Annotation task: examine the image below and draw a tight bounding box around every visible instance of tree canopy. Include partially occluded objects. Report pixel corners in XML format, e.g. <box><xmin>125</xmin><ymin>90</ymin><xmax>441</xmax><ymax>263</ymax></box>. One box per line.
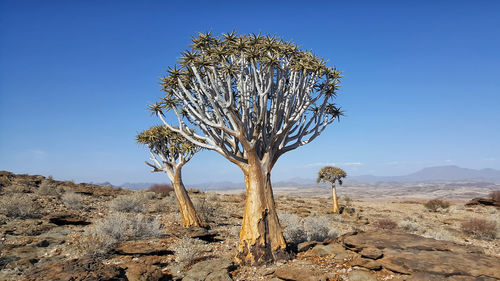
<box><xmin>317</xmin><ymin>166</ymin><xmax>347</xmax><ymax>186</ymax></box>
<box><xmin>136</xmin><ymin>125</ymin><xmax>200</xmax><ymax>171</ymax></box>
<box><xmin>150</xmin><ymin>31</ymin><xmax>343</xmax><ymax>169</ymax></box>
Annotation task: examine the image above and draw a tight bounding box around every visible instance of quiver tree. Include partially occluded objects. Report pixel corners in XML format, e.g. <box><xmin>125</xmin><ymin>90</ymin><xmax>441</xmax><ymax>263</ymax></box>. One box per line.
<box><xmin>316</xmin><ymin>166</ymin><xmax>346</xmax><ymax>213</ymax></box>
<box><xmin>136</xmin><ymin>125</ymin><xmax>205</xmax><ymax>227</ymax></box>
<box><xmin>150</xmin><ymin>31</ymin><xmax>343</xmax><ymax>264</ymax></box>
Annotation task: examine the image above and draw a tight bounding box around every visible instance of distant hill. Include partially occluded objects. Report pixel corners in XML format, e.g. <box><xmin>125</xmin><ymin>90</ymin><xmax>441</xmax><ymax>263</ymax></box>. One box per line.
<box><xmin>352</xmin><ymin>165</ymin><xmax>500</xmax><ymax>183</ymax></box>
<box><xmin>119</xmin><ymin>166</ymin><xmax>500</xmax><ymax>190</ymax></box>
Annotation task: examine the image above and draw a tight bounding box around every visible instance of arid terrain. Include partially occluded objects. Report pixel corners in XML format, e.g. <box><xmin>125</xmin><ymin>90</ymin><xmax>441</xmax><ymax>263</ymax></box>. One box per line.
<box><xmin>1</xmin><ymin>171</ymin><xmax>499</xmax><ymax>281</ymax></box>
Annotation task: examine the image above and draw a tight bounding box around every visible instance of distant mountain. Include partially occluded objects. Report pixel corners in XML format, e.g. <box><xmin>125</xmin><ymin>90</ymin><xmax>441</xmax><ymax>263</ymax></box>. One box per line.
<box><xmin>120</xmin><ymin>182</ymin><xmax>168</xmax><ymax>190</ymax></box>
<box><xmin>352</xmin><ymin>166</ymin><xmax>500</xmax><ymax>183</ymax></box>
<box><xmin>119</xmin><ymin>166</ymin><xmax>500</xmax><ymax>190</ymax></box>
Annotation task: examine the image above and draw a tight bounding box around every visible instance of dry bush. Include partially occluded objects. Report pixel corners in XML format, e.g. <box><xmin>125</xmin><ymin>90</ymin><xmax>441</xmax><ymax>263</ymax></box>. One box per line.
<box><xmin>423</xmin><ymin>229</ymin><xmax>456</xmax><ymax>241</ymax></box>
<box><xmin>150</xmin><ymin>196</ymin><xmax>177</xmax><ymax>213</ymax></box>
<box><xmin>373</xmin><ymin>218</ymin><xmax>398</xmax><ymax>230</ymax></box>
<box><xmin>279</xmin><ymin>212</ymin><xmax>337</xmax><ymax>246</ymax></box>
<box><xmin>206</xmin><ymin>191</ymin><xmax>219</xmax><ymax>201</ymax></box>
<box><xmin>0</xmin><ymin>194</ymin><xmax>41</xmax><ymax>218</ymax></box>
<box><xmin>4</xmin><ymin>185</ymin><xmax>30</xmax><ymax>193</ymax></box>
<box><xmin>37</xmin><ymin>179</ymin><xmax>63</xmax><ymax>196</ymax></box>
<box><xmin>148</xmin><ymin>184</ymin><xmax>174</xmax><ymax>197</ymax></box>
<box><xmin>62</xmin><ymin>192</ymin><xmax>84</xmax><ymax>210</ymax></box>
<box><xmin>342</xmin><ymin>196</ymin><xmax>353</xmax><ymax>206</ymax></box>
<box><xmin>73</xmin><ymin>213</ymin><xmax>164</xmax><ymax>257</ymax></box>
<box><xmin>400</xmin><ymin>218</ymin><xmax>420</xmax><ymax>233</ymax></box>
<box><xmin>109</xmin><ymin>193</ymin><xmax>146</xmax><ymax>213</ymax></box>
<box><xmin>279</xmin><ymin>212</ymin><xmax>307</xmax><ymax>246</ymax></box>
<box><xmin>424</xmin><ymin>199</ymin><xmax>450</xmax><ymax>212</ymax></box>
<box><xmin>490</xmin><ymin>190</ymin><xmax>500</xmax><ymax>202</ymax></box>
<box><xmin>303</xmin><ymin>216</ymin><xmax>338</xmax><ymax>242</ymax></box>
<box><xmin>173</xmin><ymin>237</ymin><xmax>209</xmax><ymax>263</ymax></box>
<box><xmin>461</xmin><ymin>218</ymin><xmax>497</xmax><ymax>239</ymax></box>
<box><xmin>194</xmin><ymin>196</ymin><xmax>220</xmax><ymax>222</ymax></box>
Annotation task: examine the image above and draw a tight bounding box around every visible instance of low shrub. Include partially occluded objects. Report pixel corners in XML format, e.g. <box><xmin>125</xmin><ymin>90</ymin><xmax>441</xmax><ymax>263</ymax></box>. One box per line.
<box><xmin>461</xmin><ymin>218</ymin><xmax>496</xmax><ymax>239</ymax></box>
<box><xmin>279</xmin><ymin>212</ymin><xmax>337</xmax><ymax>246</ymax></box>
<box><xmin>62</xmin><ymin>192</ymin><xmax>84</xmax><ymax>210</ymax></box>
<box><xmin>37</xmin><ymin>179</ymin><xmax>62</xmax><ymax>196</ymax></box>
<box><xmin>424</xmin><ymin>199</ymin><xmax>450</xmax><ymax>212</ymax></box>
<box><xmin>109</xmin><ymin>193</ymin><xmax>146</xmax><ymax>213</ymax></box>
<box><xmin>490</xmin><ymin>190</ymin><xmax>500</xmax><ymax>202</ymax></box>
<box><xmin>303</xmin><ymin>216</ymin><xmax>337</xmax><ymax>242</ymax></box>
<box><xmin>172</xmin><ymin>237</ymin><xmax>209</xmax><ymax>263</ymax></box>
<box><xmin>279</xmin><ymin>212</ymin><xmax>307</xmax><ymax>246</ymax></box>
<box><xmin>373</xmin><ymin>218</ymin><xmax>398</xmax><ymax>230</ymax></box>
<box><xmin>400</xmin><ymin>219</ymin><xmax>420</xmax><ymax>232</ymax></box>
<box><xmin>0</xmin><ymin>194</ymin><xmax>41</xmax><ymax>218</ymax></box>
<box><xmin>422</xmin><ymin>229</ymin><xmax>456</xmax><ymax>241</ymax></box>
<box><xmin>194</xmin><ymin>196</ymin><xmax>220</xmax><ymax>222</ymax></box>
<box><xmin>74</xmin><ymin>213</ymin><xmax>164</xmax><ymax>257</ymax></box>
<box><xmin>148</xmin><ymin>184</ymin><xmax>174</xmax><ymax>197</ymax></box>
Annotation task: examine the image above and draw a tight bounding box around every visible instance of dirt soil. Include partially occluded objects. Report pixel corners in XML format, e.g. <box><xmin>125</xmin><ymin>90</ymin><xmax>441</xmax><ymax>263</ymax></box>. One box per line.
<box><xmin>1</xmin><ymin>171</ymin><xmax>499</xmax><ymax>280</ymax></box>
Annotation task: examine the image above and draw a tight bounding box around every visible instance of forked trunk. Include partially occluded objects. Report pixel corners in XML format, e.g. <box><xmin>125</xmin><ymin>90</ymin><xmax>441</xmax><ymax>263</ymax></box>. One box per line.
<box><xmin>171</xmin><ymin>169</ymin><xmax>205</xmax><ymax>228</ymax></box>
<box><xmin>235</xmin><ymin>156</ymin><xmax>288</xmax><ymax>265</ymax></box>
<box><xmin>332</xmin><ymin>184</ymin><xmax>339</xmax><ymax>213</ymax></box>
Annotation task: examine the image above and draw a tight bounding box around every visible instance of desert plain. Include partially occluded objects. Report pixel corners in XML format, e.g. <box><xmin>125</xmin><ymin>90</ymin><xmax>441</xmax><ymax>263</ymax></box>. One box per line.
<box><xmin>1</xmin><ymin>171</ymin><xmax>499</xmax><ymax>281</ymax></box>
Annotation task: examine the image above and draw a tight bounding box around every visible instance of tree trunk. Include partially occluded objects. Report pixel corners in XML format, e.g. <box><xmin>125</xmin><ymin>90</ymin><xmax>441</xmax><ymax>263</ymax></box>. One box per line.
<box><xmin>332</xmin><ymin>184</ymin><xmax>339</xmax><ymax>213</ymax></box>
<box><xmin>235</xmin><ymin>156</ymin><xmax>288</xmax><ymax>265</ymax></box>
<box><xmin>171</xmin><ymin>169</ymin><xmax>205</xmax><ymax>228</ymax></box>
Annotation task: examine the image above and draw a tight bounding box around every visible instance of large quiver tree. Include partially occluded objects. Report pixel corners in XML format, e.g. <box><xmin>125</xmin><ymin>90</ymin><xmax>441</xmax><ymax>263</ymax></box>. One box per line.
<box><xmin>151</xmin><ymin>31</ymin><xmax>343</xmax><ymax>264</ymax></box>
<box><xmin>317</xmin><ymin>166</ymin><xmax>346</xmax><ymax>213</ymax></box>
<box><xmin>136</xmin><ymin>125</ymin><xmax>204</xmax><ymax>227</ymax></box>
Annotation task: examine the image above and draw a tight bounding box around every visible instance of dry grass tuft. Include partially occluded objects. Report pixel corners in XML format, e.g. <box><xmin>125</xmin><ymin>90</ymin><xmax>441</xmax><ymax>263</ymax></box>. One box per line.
<box><xmin>109</xmin><ymin>193</ymin><xmax>147</xmax><ymax>213</ymax></box>
<box><xmin>424</xmin><ymin>199</ymin><xmax>450</xmax><ymax>212</ymax></box>
<box><xmin>148</xmin><ymin>184</ymin><xmax>174</xmax><ymax>197</ymax></box>
<box><xmin>461</xmin><ymin>218</ymin><xmax>497</xmax><ymax>240</ymax></box>
<box><xmin>279</xmin><ymin>212</ymin><xmax>337</xmax><ymax>246</ymax></box>
<box><xmin>373</xmin><ymin>218</ymin><xmax>398</xmax><ymax>230</ymax></box>
<box><xmin>62</xmin><ymin>192</ymin><xmax>85</xmax><ymax>210</ymax></box>
<box><xmin>72</xmin><ymin>212</ymin><xmax>164</xmax><ymax>257</ymax></box>
<box><xmin>0</xmin><ymin>194</ymin><xmax>41</xmax><ymax>218</ymax></box>
<box><xmin>172</xmin><ymin>237</ymin><xmax>209</xmax><ymax>263</ymax></box>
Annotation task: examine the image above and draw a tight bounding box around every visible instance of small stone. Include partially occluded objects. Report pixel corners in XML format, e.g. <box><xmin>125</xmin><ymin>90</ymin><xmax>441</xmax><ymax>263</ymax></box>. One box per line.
<box><xmin>360</xmin><ymin>247</ymin><xmax>383</xmax><ymax>260</ymax></box>
<box><xmin>347</xmin><ymin>269</ymin><xmax>377</xmax><ymax>281</ymax></box>
<box><xmin>297</xmin><ymin>241</ymin><xmax>318</xmax><ymax>252</ymax></box>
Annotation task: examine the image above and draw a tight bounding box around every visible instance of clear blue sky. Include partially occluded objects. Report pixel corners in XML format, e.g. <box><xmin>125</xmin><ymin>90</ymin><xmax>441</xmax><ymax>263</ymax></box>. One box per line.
<box><xmin>1</xmin><ymin>0</ymin><xmax>499</xmax><ymax>185</ymax></box>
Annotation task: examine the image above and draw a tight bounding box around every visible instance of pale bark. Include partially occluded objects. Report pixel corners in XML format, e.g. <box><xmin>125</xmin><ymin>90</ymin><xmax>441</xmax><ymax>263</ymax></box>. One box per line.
<box><xmin>167</xmin><ymin>168</ymin><xmax>204</xmax><ymax>227</ymax></box>
<box><xmin>332</xmin><ymin>184</ymin><xmax>339</xmax><ymax>213</ymax></box>
<box><xmin>156</xmin><ymin>38</ymin><xmax>342</xmax><ymax>263</ymax></box>
<box><xmin>235</xmin><ymin>154</ymin><xmax>287</xmax><ymax>264</ymax></box>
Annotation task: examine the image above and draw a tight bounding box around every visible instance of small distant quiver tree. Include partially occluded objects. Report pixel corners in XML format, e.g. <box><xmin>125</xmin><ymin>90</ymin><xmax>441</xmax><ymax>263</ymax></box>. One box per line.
<box><xmin>317</xmin><ymin>166</ymin><xmax>346</xmax><ymax>213</ymax></box>
<box><xmin>150</xmin><ymin>31</ymin><xmax>343</xmax><ymax>264</ymax></box>
<box><xmin>136</xmin><ymin>125</ymin><xmax>204</xmax><ymax>227</ymax></box>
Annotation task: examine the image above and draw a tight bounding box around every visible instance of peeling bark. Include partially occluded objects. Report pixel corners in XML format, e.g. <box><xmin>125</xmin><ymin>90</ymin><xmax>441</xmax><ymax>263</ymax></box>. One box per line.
<box><xmin>170</xmin><ymin>169</ymin><xmax>205</xmax><ymax>228</ymax></box>
<box><xmin>235</xmin><ymin>155</ymin><xmax>288</xmax><ymax>264</ymax></box>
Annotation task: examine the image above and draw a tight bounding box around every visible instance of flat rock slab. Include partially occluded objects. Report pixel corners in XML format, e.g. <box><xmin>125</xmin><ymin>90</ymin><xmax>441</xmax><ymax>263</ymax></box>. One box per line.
<box><xmin>183</xmin><ymin>257</ymin><xmax>235</xmax><ymax>281</ymax></box>
<box><xmin>113</xmin><ymin>239</ymin><xmax>173</xmax><ymax>256</ymax></box>
<box><xmin>273</xmin><ymin>267</ymin><xmax>338</xmax><ymax>281</ymax></box>
<box><xmin>347</xmin><ymin>269</ymin><xmax>377</xmax><ymax>281</ymax></box>
<box><xmin>24</xmin><ymin>258</ymin><xmax>127</xmax><ymax>281</ymax></box>
<box><xmin>341</xmin><ymin>231</ymin><xmax>500</xmax><ymax>280</ymax></box>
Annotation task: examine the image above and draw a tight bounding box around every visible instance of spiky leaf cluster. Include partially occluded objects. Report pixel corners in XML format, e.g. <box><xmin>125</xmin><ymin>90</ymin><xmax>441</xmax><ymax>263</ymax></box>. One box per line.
<box><xmin>152</xmin><ymin>31</ymin><xmax>344</xmax><ymax>168</ymax></box>
<box><xmin>136</xmin><ymin>125</ymin><xmax>200</xmax><ymax>167</ymax></box>
<box><xmin>155</xmin><ymin>31</ymin><xmax>341</xmax><ymax>111</ymax></box>
<box><xmin>316</xmin><ymin>166</ymin><xmax>347</xmax><ymax>186</ymax></box>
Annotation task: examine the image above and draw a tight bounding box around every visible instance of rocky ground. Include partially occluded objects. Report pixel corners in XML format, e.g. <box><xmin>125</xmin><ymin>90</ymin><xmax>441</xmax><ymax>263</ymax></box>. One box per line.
<box><xmin>1</xmin><ymin>171</ymin><xmax>499</xmax><ymax>280</ymax></box>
